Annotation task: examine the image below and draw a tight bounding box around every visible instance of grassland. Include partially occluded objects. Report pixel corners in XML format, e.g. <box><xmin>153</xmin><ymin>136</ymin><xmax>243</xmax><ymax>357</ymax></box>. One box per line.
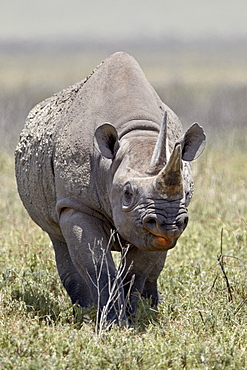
<box><xmin>0</xmin><ymin>42</ymin><xmax>247</xmax><ymax>368</ymax></box>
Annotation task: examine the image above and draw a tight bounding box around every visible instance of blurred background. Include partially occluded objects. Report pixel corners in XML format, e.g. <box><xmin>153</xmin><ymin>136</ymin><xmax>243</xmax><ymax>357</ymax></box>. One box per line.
<box><xmin>1</xmin><ymin>0</ymin><xmax>247</xmax><ymax>152</ymax></box>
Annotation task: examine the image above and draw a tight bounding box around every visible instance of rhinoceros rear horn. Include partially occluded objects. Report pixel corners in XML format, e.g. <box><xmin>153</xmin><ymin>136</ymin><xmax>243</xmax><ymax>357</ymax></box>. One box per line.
<box><xmin>155</xmin><ymin>143</ymin><xmax>183</xmax><ymax>198</ymax></box>
<box><xmin>146</xmin><ymin>111</ymin><xmax>168</xmax><ymax>175</ymax></box>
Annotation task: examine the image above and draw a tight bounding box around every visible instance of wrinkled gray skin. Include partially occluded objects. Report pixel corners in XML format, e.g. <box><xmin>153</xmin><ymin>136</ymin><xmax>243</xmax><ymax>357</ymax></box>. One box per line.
<box><xmin>15</xmin><ymin>52</ymin><xmax>206</xmax><ymax>324</ymax></box>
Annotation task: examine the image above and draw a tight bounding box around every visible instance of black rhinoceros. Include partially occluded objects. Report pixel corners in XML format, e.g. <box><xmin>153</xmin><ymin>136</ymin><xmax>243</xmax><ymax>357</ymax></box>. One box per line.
<box><xmin>15</xmin><ymin>52</ymin><xmax>206</xmax><ymax>324</ymax></box>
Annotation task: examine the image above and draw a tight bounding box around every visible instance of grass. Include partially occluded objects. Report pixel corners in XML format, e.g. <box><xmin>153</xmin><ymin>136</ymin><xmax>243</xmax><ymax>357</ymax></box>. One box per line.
<box><xmin>0</xmin><ymin>44</ymin><xmax>247</xmax><ymax>368</ymax></box>
<box><xmin>0</xmin><ymin>132</ymin><xmax>247</xmax><ymax>369</ymax></box>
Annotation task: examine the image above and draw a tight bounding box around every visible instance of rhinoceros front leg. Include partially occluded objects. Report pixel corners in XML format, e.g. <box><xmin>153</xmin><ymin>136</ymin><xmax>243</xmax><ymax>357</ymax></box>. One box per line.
<box><xmin>123</xmin><ymin>247</ymin><xmax>167</xmax><ymax>317</ymax></box>
<box><xmin>59</xmin><ymin>208</ymin><xmax>126</xmax><ymax>324</ymax></box>
<box><xmin>50</xmin><ymin>236</ymin><xmax>94</xmax><ymax>308</ymax></box>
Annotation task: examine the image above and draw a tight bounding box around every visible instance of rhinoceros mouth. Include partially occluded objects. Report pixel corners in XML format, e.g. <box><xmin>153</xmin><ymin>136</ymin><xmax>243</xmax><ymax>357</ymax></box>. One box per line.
<box><xmin>155</xmin><ymin>236</ymin><xmax>172</xmax><ymax>246</ymax></box>
<box><xmin>146</xmin><ymin>232</ymin><xmax>178</xmax><ymax>251</ymax></box>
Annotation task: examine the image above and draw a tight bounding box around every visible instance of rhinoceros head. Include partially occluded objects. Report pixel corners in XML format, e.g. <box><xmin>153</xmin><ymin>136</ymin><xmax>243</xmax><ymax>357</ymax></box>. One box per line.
<box><xmin>95</xmin><ymin>113</ymin><xmax>206</xmax><ymax>251</ymax></box>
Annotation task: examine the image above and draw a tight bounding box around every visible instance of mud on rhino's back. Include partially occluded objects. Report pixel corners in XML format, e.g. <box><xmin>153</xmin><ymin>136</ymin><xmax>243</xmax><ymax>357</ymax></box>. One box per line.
<box><xmin>15</xmin><ymin>80</ymin><xmax>85</xmax><ymax>237</ymax></box>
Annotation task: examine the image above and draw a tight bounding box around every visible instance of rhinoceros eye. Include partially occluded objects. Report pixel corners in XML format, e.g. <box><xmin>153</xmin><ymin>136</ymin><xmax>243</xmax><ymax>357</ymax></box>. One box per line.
<box><xmin>123</xmin><ymin>182</ymin><xmax>134</xmax><ymax>209</ymax></box>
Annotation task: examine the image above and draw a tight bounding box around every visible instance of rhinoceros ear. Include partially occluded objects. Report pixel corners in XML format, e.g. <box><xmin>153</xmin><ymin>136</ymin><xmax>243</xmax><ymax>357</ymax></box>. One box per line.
<box><xmin>179</xmin><ymin>123</ymin><xmax>206</xmax><ymax>161</ymax></box>
<box><xmin>95</xmin><ymin>123</ymin><xmax>120</xmax><ymax>159</ymax></box>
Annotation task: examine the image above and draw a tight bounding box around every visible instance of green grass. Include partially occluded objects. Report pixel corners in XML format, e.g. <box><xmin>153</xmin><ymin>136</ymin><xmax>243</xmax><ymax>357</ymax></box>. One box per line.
<box><xmin>0</xmin><ymin>132</ymin><xmax>247</xmax><ymax>369</ymax></box>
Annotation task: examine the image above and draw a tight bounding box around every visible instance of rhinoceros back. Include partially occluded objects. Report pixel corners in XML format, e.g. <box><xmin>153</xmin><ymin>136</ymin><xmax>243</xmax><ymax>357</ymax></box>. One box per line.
<box><xmin>15</xmin><ymin>81</ymin><xmax>86</xmax><ymax>237</ymax></box>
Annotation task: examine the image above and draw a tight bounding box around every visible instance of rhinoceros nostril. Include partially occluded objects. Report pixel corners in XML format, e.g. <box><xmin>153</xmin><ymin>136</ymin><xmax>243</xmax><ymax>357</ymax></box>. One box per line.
<box><xmin>177</xmin><ymin>214</ymin><xmax>189</xmax><ymax>230</ymax></box>
<box><xmin>143</xmin><ymin>217</ymin><xmax>158</xmax><ymax>233</ymax></box>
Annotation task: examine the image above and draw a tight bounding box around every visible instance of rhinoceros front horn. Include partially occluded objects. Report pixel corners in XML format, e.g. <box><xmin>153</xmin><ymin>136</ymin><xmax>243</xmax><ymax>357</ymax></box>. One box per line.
<box><xmin>154</xmin><ymin>143</ymin><xmax>183</xmax><ymax>199</ymax></box>
<box><xmin>146</xmin><ymin>111</ymin><xmax>168</xmax><ymax>175</ymax></box>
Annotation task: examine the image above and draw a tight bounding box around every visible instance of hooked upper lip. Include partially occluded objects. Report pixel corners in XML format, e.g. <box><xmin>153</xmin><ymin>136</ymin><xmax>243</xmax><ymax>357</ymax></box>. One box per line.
<box><xmin>147</xmin><ymin>232</ymin><xmax>178</xmax><ymax>251</ymax></box>
<box><xmin>155</xmin><ymin>235</ymin><xmax>172</xmax><ymax>246</ymax></box>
